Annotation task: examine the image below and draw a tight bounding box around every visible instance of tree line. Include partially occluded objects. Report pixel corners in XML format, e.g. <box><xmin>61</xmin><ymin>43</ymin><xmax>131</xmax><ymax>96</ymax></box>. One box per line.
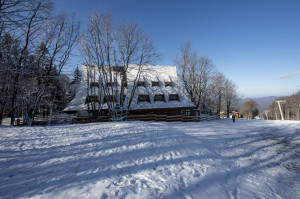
<box><xmin>0</xmin><ymin>0</ymin><xmax>79</xmax><ymax>126</ymax></box>
<box><xmin>81</xmin><ymin>20</ymin><xmax>239</xmax><ymax>120</ymax></box>
<box><xmin>260</xmin><ymin>91</ymin><xmax>300</xmax><ymax>120</ymax></box>
<box><xmin>175</xmin><ymin>41</ymin><xmax>239</xmax><ymax>117</ymax></box>
<box><xmin>239</xmin><ymin>100</ymin><xmax>259</xmax><ymax>119</ymax></box>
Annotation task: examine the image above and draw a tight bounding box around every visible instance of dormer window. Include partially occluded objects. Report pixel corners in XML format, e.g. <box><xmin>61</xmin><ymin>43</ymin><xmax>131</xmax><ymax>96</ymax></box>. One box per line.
<box><xmin>103</xmin><ymin>95</ymin><xmax>116</xmax><ymax>103</ymax></box>
<box><xmin>169</xmin><ymin>94</ymin><xmax>180</xmax><ymax>101</ymax></box>
<box><xmin>165</xmin><ymin>81</ymin><xmax>173</xmax><ymax>87</ymax></box>
<box><xmin>85</xmin><ymin>95</ymin><xmax>99</xmax><ymax>103</ymax></box>
<box><xmin>138</xmin><ymin>94</ymin><xmax>150</xmax><ymax>102</ymax></box>
<box><xmin>90</xmin><ymin>82</ymin><xmax>99</xmax><ymax>87</ymax></box>
<box><xmin>137</xmin><ymin>81</ymin><xmax>145</xmax><ymax>87</ymax></box>
<box><xmin>154</xmin><ymin>94</ymin><xmax>166</xmax><ymax>102</ymax></box>
<box><xmin>106</xmin><ymin>82</ymin><xmax>115</xmax><ymax>87</ymax></box>
<box><xmin>152</xmin><ymin>81</ymin><xmax>160</xmax><ymax>87</ymax></box>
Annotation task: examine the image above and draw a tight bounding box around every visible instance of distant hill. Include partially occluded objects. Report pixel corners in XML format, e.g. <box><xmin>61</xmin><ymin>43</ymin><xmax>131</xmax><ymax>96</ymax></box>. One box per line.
<box><xmin>239</xmin><ymin>96</ymin><xmax>281</xmax><ymax>111</ymax></box>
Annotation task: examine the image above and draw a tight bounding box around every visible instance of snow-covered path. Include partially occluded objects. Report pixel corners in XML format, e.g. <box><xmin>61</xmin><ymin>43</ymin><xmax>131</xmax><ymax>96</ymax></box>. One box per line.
<box><xmin>0</xmin><ymin>119</ymin><xmax>299</xmax><ymax>199</ymax></box>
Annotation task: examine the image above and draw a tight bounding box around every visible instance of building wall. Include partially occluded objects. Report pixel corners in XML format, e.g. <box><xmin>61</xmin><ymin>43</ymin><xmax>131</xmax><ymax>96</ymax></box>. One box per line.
<box><xmin>64</xmin><ymin>64</ymin><xmax>195</xmax><ymax>115</ymax></box>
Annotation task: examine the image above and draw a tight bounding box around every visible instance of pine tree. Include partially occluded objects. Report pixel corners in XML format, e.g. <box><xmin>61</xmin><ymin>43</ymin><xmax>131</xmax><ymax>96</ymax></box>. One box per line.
<box><xmin>71</xmin><ymin>66</ymin><xmax>81</xmax><ymax>84</ymax></box>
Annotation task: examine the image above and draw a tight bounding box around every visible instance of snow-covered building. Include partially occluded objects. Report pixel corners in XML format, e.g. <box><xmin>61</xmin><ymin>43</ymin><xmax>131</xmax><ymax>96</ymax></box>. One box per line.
<box><xmin>64</xmin><ymin>64</ymin><xmax>195</xmax><ymax>117</ymax></box>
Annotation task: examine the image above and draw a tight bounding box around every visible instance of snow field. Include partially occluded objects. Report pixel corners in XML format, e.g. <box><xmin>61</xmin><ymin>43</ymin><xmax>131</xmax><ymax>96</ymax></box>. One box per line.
<box><xmin>0</xmin><ymin>119</ymin><xmax>299</xmax><ymax>199</ymax></box>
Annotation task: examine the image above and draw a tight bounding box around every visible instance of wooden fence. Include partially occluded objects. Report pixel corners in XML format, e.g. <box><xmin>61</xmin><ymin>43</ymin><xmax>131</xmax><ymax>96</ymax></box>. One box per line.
<box><xmin>126</xmin><ymin>114</ymin><xmax>220</xmax><ymax>122</ymax></box>
<box><xmin>3</xmin><ymin>114</ymin><xmax>219</xmax><ymax>125</ymax></box>
<box><xmin>71</xmin><ymin>114</ymin><xmax>220</xmax><ymax>124</ymax></box>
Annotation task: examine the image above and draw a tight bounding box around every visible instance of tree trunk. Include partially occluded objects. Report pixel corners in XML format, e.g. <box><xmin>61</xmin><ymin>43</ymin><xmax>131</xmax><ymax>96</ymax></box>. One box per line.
<box><xmin>0</xmin><ymin>106</ymin><xmax>4</xmax><ymax>125</ymax></box>
<box><xmin>10</xmin><ymin>87</ymin><xmax>18</xmax><ymax>126</ymax></box>
<box><xmin>226</xmin><ymin>103</ymin><xmax>230</xmax><ymax>118</ymax></box>
<box><xmin>47</xmin><ymin>92</ymin><xmax>56</xmax><ymax>126</ymax></box>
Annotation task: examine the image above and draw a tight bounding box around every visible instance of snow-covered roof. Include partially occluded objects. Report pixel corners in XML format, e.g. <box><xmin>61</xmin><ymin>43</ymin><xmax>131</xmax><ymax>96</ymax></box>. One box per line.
<box><xmin>64</xmin><ymin>64</ymin><xmax>195</xmax><ymax>112</ymax></box>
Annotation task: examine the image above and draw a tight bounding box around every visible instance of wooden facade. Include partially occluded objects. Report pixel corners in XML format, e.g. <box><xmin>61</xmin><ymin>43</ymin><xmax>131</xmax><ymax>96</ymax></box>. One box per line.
<box><xmin>64</xmin><ymin>64</ymin><xmax>196</xmax><ymax>121</ymax></box>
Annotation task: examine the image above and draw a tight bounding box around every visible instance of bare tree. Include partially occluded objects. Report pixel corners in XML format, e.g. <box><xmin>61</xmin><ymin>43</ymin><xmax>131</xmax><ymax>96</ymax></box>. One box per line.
<box><xmin>223</xmin><ymin>78</ymin><xmax>239</xmax><ymax>118</ymax></box>
<box><xmin>176</xmin><ymin>40</ymin><xmax>217</xmax><ymax>113</ymax></box>
<box><xmin>116</xmin><ymin>22</ymin><xmax>143</xmax><ymax>108</ymax></box>
<box><xmin>283</xmin><ymin>91</ymin><xmax>300</xmax><ymax>120</ymax></box>
<box><xmin>81</xmin><ymin>10</ymin><xmax>159</xmax><ymax>121</ymax></box>
<box><xmin>18</xmin><ymin>11</ymin><xmax>80</xmax><ymax>126</ymax></box>
<box><xmin>80</xmin><ymin>11</ymin><xmax>116</xmax><ymax>120</ymax></box>
<box><xmin>0</xmin><ymin>0</ymin><xmax>80</xmax><ymax>126</ymax></box>
<box><xmin>175</xmin><ymin>40</ymin><xmax>197</xmax><ymax>103</ymax></box>
<box><xmin>0</xmin><ymin>0</ymin><xmax>53</xmax><ymax>125</ymax></box>
<box><xmin>117</xmin><ymin>22</ymin><xmax>160</xmax><ymax>114</ymax></box>
<box><xmin>208</xmin><ymin>72</ymin><xmax>226</xmax><ymax>115</ymax></box>
<box><xmin>46</xmin><ymin>13</ymin><xmax>79</xmax><ymax>125</ymax></box>
<box><xmin>239</xmin><ymin>100</ymin><xmax>259</xmax><ymax>119</ymax></box>
<box><xmin>0</xmin><ymin>0</ymin><xmax>28</xmax><ymax>34</ymax></box>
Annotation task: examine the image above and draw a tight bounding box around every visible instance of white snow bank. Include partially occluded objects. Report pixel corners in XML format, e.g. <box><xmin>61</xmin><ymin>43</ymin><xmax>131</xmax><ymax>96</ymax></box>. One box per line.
<box><xmin>0</xmin><ymin>119</ymin><xmax>299</xmax><ymax>198</ymax></box>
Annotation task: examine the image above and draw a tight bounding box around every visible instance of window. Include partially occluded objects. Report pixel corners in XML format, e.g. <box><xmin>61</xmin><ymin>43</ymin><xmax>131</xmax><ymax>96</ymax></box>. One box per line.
<box><xmin>138</xmin><ymin>95</ymin><xmax>150</xmax><ymax>102</ymax></box>
<box><xmin>112</xmin><ymin>66</ymin><xmax>123</xmax><ymax>72</ymax></box>
<box><xmin>137</xmin><ymin>81</ymin><xmax>145</xmax><ymax>87</ymax></box>
<box><xmin>106</xmin><ymin>82</ymin><xmax>115</xmax><ymax>87</ymax></box>
<box><xmin>169</xmin><ymin>94</ymin><xmax>180</xmax><ymax>101</ymax></box>
<box><xmin>165</xmin><ymin>81</ymin><xmax>173</xmax><ymax>87</ymax></box>
<box><xmin>152</xmin><ymin>81</ymin><xmax>160</xmax><ymax>87</ymax></box>
<box><xmin>85</xmin><ymin>95</ymin><xmax>99</xmax><ymax>103</ymax></box>
<box><xmin>90</xmin><ymin>82</ymin><xmax>99</xmax><ymax>87</ymax></box>
<box><xmin>103</xmin><ymin>95</ymin><xmax>116</xmax><ymax>103</ymax></box>
<box><xmin>154</xmin><ymin>94</ymin><xmax>166</xmax><ymax>102</ymax></box>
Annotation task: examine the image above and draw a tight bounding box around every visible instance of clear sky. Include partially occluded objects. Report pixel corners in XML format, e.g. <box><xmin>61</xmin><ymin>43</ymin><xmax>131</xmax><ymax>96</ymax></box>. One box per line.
<box><xmin>55</xmin><ymin>0</ymin><xmax>300</xmax><ymax>98</ymax></box>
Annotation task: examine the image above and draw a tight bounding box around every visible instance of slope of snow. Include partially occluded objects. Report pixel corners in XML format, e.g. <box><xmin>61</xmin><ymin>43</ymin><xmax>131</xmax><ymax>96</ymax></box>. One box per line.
<box><xmin>0</xmin><ymin>119</ymin><xmax>299</xmax><ymax>198</ymax></box>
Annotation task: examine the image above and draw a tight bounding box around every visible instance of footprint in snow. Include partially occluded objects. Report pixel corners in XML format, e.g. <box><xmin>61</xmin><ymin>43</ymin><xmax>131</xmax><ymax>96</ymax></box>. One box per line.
<box><xmin>232</xmin><ymin>187</ymin><xmax>240</xmax><ymax>199</ymax></box>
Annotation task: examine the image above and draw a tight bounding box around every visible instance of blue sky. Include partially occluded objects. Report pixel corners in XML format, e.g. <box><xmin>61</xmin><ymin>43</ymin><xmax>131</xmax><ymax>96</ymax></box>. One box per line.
<box><xmin>55</xmin><ymin>0</ymin><xmax>300</xmax><ymax>98</ymax></box>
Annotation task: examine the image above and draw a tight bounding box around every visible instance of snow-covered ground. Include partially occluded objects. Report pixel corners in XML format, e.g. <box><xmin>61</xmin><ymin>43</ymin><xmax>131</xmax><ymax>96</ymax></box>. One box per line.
<box><xmin>0</xmin><ymin>119</ymin><xmax>299</xmax><ymax>199</ymax></box>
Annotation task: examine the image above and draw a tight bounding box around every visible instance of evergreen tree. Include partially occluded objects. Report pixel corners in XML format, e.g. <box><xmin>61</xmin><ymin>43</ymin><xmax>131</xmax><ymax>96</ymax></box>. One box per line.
<box><xmin>71</xmin><ymin>66</ymin><xmax>81</xmax><ymax>84</ymax></box>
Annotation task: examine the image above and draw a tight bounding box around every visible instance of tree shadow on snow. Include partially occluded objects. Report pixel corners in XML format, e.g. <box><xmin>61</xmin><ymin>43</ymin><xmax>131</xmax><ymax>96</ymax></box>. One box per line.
<box><xmin>0</xmin><ymin>120</ymin><xmax>299</xmax><ymax>198</ymax></box>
